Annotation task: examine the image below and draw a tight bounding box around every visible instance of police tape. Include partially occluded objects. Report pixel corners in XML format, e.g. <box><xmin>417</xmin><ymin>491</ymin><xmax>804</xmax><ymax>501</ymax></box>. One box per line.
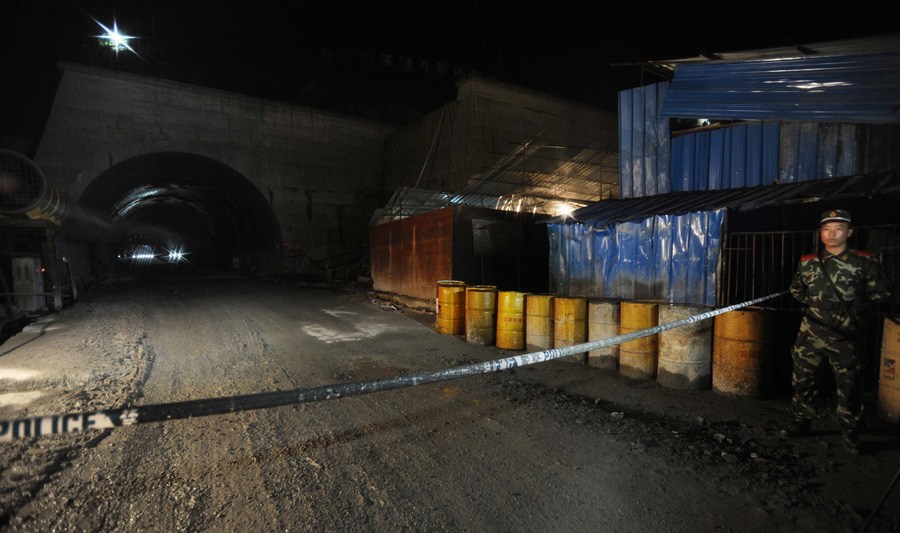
<box><xmin>0</xmin><ymin>290</ymin><xmax>789</xmax><ymax>441</ymax></box>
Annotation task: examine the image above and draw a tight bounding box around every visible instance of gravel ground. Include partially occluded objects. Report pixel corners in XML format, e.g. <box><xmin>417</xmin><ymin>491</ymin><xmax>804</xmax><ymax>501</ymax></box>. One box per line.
<box><xmin>0</xmin><ymin>276</ymin><xmax>897</xmax><ymax>532</ymax></box>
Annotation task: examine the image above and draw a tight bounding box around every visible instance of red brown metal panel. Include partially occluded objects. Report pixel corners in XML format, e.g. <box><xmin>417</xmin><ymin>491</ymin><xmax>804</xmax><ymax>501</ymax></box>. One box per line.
<box><xmin>370</xmin><ymin>208</ymin><xmax>454</xmax><ymax>300</ymax></box>
<box><xmin>394</xmin><ymin>216</ymin><xmax>412</xmax><ymax>294</ymax></box>
<box><xmin>371</xmin><ymin>205</ymin><xmax>551</xmax><ymax>300</ymax></box>
<box><xmin>370</xmin><ymin>222</ymin><xmax>393</xmax><ymax>293</ymax></box>
<box><xmin>411</xmin><ymin>208</ymin><xmax>453</xmax><ymax>300</ymax></box>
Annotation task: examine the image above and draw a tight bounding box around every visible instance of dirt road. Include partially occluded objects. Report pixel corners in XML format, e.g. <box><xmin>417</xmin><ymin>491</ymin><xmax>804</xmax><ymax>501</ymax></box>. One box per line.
<box><xmin>0</xmin><ymin>276</ymin><xmax>897</xmax><ymax>531</ymax></box>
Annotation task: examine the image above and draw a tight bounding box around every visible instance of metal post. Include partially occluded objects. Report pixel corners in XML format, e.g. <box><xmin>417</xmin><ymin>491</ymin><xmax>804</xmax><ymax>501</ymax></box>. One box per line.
<box><xmin>42</xmin><ymin>226</ymin><xmax>62</xmax><ymax>311</ymax></box>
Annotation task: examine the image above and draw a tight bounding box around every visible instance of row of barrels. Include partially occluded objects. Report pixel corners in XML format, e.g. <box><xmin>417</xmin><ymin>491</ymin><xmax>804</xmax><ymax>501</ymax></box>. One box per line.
<box><xmin>434</xmin><ymin>281</ymin><xmax>900</xmax><ymax>423</ymax></box>
<box><xmin>433</xmin><ymin>281</ymin><xmax>781</xmax><ymax>397</ymax></box>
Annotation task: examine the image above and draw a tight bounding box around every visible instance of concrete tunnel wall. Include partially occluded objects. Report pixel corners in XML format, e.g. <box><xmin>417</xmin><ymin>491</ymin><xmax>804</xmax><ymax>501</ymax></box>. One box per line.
<box><xmin>33</xmin><ymin>62</ymin><xmax>399</xmax><ymax>276</ymax></box>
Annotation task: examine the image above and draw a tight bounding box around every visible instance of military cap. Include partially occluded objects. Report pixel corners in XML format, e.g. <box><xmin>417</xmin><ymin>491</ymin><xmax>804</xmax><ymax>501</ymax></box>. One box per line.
<box><xmin>820</xmin><ymin>209</ymin><xmax>852</xmax><ymax>225</ymax></box>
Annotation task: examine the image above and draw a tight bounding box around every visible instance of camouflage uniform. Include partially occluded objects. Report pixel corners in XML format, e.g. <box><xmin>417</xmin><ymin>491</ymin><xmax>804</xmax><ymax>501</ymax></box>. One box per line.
<box><xmin>789</xmin><ymin>247</ymin><xmax>893</xmax><ymax>433</ymax></box>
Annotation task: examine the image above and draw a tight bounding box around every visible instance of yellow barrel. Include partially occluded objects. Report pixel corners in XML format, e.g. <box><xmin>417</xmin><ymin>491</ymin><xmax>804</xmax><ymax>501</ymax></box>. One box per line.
<box><xmin>657</xmin><ymin>304</ymin><xmax>713</xmax><ymax>390</ymax></box>
<box><xmin>588</xmin><ymin>299</ymin><xmax>619</xmax><ymax>370</ymax></box>
<box><xmin>526</xmin><ymin>294</ymin><xmax>554</xmax><ymax>352</ymax></box>
<box><xmin>465</xmin><ymin>285</ymin><xmax>497</xmax><ymax>346</ymax></box>
<box><xmin>619</xmin><ymin>301</ymin><xmax>659</xmax><ymax>379</ymax></box>
<box><xmin>712</xmin><ymin>308</ymin><xmax>778</xmax><ymax>397</ymax></box>
<box><xmin>435</xmin><ymin>280</ymin><xmax>466</xmax><ymax>335</ymax></box>
<box><xmin>554</xmin><ymin>297</ymin><xmax>588</xmax><ymax>364</ymax></box>
<box><xmin>496</xmin><ymin>291</ymin><xmax>527</xmax><ymax>350</ymax></box>
<box><xmin>878</xmin><ymin>317</ymin><xmax>900</xmax><ymax>424</ymax></box>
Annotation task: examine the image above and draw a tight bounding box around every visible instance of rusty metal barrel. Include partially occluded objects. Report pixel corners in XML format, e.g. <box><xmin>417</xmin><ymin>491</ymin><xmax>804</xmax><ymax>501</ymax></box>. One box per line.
<box><xmin>712</xmin><ymin>308</ymin><xmax>779</xmax><ymax>397</ymax></box>
<box><xmin>465</xmin><ymin>285</ymin><xmax>497</xmax><ymax>346</ymax></box>
<box><xmin>525</xmin><ymin>294</ymin><xmax>554</xmax><ymax>352</ymax></box>
<box><xmin>878</xmin><ymin>316</ymin><xmax>900</xmax><ymax>424</ymax></box>
<box><xmin>496</xmin><ymin>291</ymin><xmax>527</xmax><ymax>350</ymax></box>
<box><xmin>657</xmin><ymin>304</ymin><xmax>713</xmax><ymax>390</ymax></box>
<box><xmin>619</xmin><ymin>301</ymin><xmax>660</xmax><ymax>379</ymax></box>
<box><xmin>554</xmin><ymin>297</ymin><xmax>588</xmax><ymax>364</ymax></box>
<box><xmin>588</xmin><ymin>298</ymin><xmax>619</xmax><ymax>370</ymax></box>
<box><xmin>435</xmin><ymin>280</ymin><xmax>466</xmax><ymax>335</ymax></box>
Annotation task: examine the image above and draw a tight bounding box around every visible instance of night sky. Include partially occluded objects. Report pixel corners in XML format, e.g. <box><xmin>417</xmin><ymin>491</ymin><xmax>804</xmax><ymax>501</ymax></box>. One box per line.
<box><xmin>3</xmin><ymin>1</ymin><xmax>900</xmax><ymax>152</ymax></box>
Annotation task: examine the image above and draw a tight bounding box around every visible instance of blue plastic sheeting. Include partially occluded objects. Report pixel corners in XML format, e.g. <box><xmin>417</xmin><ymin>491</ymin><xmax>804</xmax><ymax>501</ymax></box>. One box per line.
<box><xmin>548</xmin><ymin>209</ymin><xmax>725</xmax><ymax>306</ymax></box>
<box><xmin>619</xmin><ymin>82</ymin><xmax>670</xmax><ymax>199</ymax></box>
<box><xmin>660</xmin><ymin>51</ymin><xmax>900</xmax><ymax>124</ymax></box>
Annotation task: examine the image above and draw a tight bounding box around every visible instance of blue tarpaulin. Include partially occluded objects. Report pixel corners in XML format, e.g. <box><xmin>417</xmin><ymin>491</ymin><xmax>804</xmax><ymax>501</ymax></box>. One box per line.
<box><xmin>549</xmin><ymin>209</ymin><xmax>725</xmax><ymax>306</ymax></box>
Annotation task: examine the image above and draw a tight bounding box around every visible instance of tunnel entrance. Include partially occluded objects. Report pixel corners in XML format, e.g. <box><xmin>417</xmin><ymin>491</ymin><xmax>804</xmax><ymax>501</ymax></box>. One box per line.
<box><xmin>79</xmin><ymin>152</ymin><xmax>281</xmax><ymax>276</ymax></box>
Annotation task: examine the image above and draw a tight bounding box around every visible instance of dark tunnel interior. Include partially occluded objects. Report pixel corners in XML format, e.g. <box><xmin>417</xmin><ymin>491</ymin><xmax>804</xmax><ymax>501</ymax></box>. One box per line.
<box><xmin>77</xmin><ymin>152</ymin><xmax>281</xmax><ymax>276</ymax></box>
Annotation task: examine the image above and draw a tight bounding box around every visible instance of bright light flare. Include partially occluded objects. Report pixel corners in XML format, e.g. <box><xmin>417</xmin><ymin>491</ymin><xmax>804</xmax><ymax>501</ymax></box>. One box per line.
<box><xmin>554</xmin><ymin>203</ymin><xmax>574</xmax><ymax>217</ymax></box>
<box><xmin>94</xmin><ymin>18</ymin><xmax>139</xmax><ymax>57</ymax></box>
<box><xmin>166</xmin><ymin>248</ymin><xmax>187</xmax><ymax>263</ymax></box>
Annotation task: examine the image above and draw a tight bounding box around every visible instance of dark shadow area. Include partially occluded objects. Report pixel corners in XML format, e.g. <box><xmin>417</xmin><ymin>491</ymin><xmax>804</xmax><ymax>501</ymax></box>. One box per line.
<box><xmin>0</xmin><ymin>314</ymin><xmax>34</xmax><ymax>349</ymax></box>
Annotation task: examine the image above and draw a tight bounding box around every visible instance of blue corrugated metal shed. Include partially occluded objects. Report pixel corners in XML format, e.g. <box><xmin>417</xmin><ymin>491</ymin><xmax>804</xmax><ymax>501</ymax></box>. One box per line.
<box><xmin>660</xmin><ymin>51</ymin><xmax>900</xmax><ymax>124</ymax></box>
<box><xmin>671</xmin><ymin>121</ymin><xmax>780</xmax><ymax>191</ymax></box>
<box><xmin>671</xmin><ymin>121</ymin><xmax>859</xmax><ymax>189</ymax></box>
<box><xmin>618</xmin><ymin>83</ymin><xmax>669</xmax><ymax>198</ymax></box>
<box><xmin>620</xmin><ymin>84</ymin><xmax>865</xmax><ymax>196</ymax></box>
<box><xmin>545</xmin><ymin>171</ymin><xmax>898</xmax><ymax>305</ymax></box>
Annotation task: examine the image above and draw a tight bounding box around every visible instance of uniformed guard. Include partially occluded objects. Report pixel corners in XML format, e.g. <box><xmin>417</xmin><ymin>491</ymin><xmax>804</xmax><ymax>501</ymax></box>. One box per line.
<box><xmin>785</xmin><ymin>209</ymin><xmax>893</xmax><ymax>453</ymax></box>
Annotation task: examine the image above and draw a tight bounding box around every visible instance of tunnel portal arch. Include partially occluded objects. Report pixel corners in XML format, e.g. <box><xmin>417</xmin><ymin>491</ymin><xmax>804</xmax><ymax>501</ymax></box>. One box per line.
<box><xmin>79</xmin><ymin>152</ymin><xmax>281</xmax><ymax>274</ymax></box>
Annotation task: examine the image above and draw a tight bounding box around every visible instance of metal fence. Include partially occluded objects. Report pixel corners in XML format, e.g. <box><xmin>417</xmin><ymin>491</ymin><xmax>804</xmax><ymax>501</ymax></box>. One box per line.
<box><xmin>719</xmin><ymin>225</ymin><xmax>900</xmax><ymax>394</ymax></box>
<box><xmin>719</xmin><ymin>225</ymin><xmax>900</xmax><ymax>312</ymax></box>
<box><xmin>719</xmin><ymin>230</ymin><xmax>815</xmax><ymax>310</ymax></box>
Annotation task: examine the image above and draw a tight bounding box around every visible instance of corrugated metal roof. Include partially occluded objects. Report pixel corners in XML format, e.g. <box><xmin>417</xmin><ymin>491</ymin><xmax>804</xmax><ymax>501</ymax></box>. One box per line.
<box><xmin>621</xmin><ymin>33</ymin><xmax>900</xmax><ymax>75</ymax></box>
<box><xmin>373</xmin><ymin>140</ymin><xmax>620</xmax><ymax>225</ymax></box>
<box><xmin>370</xmin><ymin>187</ymin><xmax>500</xmax><ymax>225</ymax></box>
<box><xmin>460</xmin><ymin>140</ymin><xmax>620</xmax><ymax>206</ymax></box>
<box><xmin>543</xmin><ymin>171</ymin><xmax>900</xmax><ymax>227</ymax></box>
<box><xmin>659</xmin><ymin>50</ymin><xmax>900</xmax><ymax>123</ymax></box>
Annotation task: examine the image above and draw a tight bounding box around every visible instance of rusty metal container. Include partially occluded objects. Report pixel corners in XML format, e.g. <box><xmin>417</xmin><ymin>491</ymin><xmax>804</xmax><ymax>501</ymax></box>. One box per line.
<box><xmin>878</xmin><ymin>316</ymin><xmax>900</xmax><ymax>424</ymax></box>
<box><xmin>554</xmin><ymin>297</ymin><xmax>588</xmax><ymax>364</ymax></box>
<box><xmin>496</xmin><ymin>291</ymin><xmax>527</xmax><ymax>350</ymax></box>
<box><xmin>465</xmin><ymin>285</ymin><xmax>497</xmax><ymax>346</ymax></box>
<box><xmin>657</xmin><ymin>304</ymin><xmax>713</xmax><ymax>390</ymax></box>
<box><xmin>712</xmin><ymin>308</ymin><xmax>778</xmax><ymax>397</ymax></box>
<box><xmin>525</xmin><ymin>294</ymin><xmax>554</xmax><ymax>352</ymax></box>
<box><xmin>619</xmin><ymin>301</ymin><xmax>659</xmax><ymax>380</ymax></box>
<box><xmin>435</xmin><ymin>280</ymin><xmax>466</xmax><ymax>335</ymax></box>
<box><xmin>370</xmin><ymin>206</ymin><xmax>550</xmax><ymax>303</ymax></box>
<box><xmin>588</xmin><ymin>298</ymin><xmax>619</xmax><ymax>370</ymax></box>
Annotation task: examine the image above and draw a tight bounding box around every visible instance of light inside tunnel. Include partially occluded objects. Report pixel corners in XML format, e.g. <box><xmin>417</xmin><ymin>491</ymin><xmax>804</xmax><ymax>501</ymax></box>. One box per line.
<box><xmin>79</xmin><ymin>152</ymin><xmax>282</xmax><ymax>275</ymax></box>
<box><xmin>167</xmin><ymin>248</ymin><xmax>186</xmax><ymax>263</ymax></box>
<box><xmin>128</xmin><ymin>244</ymin><xmax>157</xmax><ymax>263</ymax></box>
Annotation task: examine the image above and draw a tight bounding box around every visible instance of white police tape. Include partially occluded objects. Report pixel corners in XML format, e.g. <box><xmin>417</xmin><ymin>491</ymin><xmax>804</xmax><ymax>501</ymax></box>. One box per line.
<box><xmin>0</xmin><ymin>290</ymin><xmax>788</xmax><ymax>441</ymax></box>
